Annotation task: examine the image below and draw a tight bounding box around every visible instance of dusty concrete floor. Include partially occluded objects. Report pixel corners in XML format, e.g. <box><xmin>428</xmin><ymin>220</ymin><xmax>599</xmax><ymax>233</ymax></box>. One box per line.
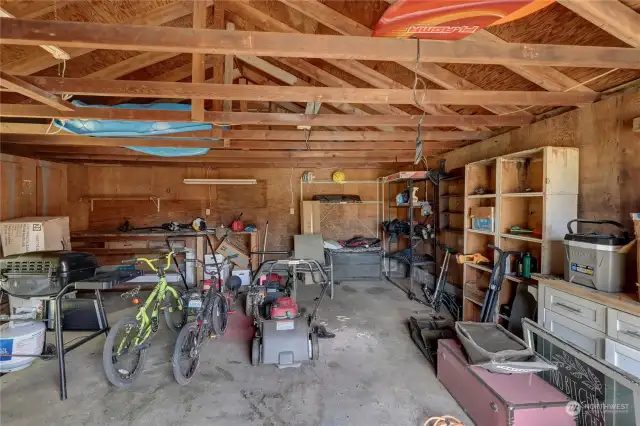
<box><xmin>0</xmin><ymin>279</ymin><xmax>471</xmax><ymax>426</ymax></box>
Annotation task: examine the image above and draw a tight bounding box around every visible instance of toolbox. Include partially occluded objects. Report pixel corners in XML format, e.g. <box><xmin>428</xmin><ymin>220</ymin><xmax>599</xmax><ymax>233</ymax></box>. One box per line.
<box><xmin>437</xmin><ymin>339</ymin><xmax>573</xmax><ymax>426</ymax></box>
<box><xmin>563</xmin><ymin>219</ymin><xmax>631</xmax><ymax>292</ymax></box>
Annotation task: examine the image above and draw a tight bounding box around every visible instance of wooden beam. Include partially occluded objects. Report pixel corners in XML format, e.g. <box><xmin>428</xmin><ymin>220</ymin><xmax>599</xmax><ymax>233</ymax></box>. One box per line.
<box><xmin>0</xmin><ymin>72</ymin><xmax>75</xmax><ymax>111</ymax></box>
<box><xmin>2</xmin><ymin>19</ymin><xmax>638</xmax><ymax>69</ymax></box>
<box><xmin>222</xmin><ymin>130</ymin><xmax>490</xmax><ymax>141</ymax></box>
<box><xmin>558</xmin><ymin>0</ymin><xmax>640</xmax><ymax>47</ymax></box>
<box><xmin>191</xmin><ymin>0</ymin><xmax>208</xmax><ymax>122</ymax></box>
<box><xmin>238</xmin><ymin>78</ymin><xmax>248</xmax><ymax>129</ymax></box>
<box><xmin>2</xmin><ymin>3</ymin><xmax>192</xmax><ymax>75</ymax></box>
<box><xmin>0</xmin><ymin>104</ymin><xmax>533</xmax><ymax>127</ymax></box>
<box><xmin>4</xmin><ymin>146</ymin><xmax>416</xmax><ymax>162</ymax></box>
<box><xmin>212</xmin><ymin>1</ymin><xmax>225</xmax><ymax>111</ymax></box>
<box><xmin>0</xmin><ymin>128</ymin><xmax>487</xmax><ymax>141</ymax></box>
<box><xmin>223</xmin><ymin>21</ymin><xmax>235</xmax><ymax>113</ymax></box>
<box><xmin>22</xmin><ymin>76</ymin><xmax>600</xmax><ymax>106</ymax></box>
<box><xmin>0</xmin><ymin>136</ymin><xmax>459</xmax><ymax>151</ymax></box>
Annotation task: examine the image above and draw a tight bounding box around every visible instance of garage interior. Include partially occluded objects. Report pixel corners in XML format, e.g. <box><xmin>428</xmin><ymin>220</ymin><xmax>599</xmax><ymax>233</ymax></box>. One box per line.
<box><xmin>0</xmin><ymin>1</ymin><xmax>639</xmax><ymax>425</ymax></box>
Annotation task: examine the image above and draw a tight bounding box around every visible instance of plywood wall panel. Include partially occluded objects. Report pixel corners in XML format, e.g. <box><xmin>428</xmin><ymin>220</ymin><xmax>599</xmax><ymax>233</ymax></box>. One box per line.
<box><xmin>0</xmin><ymin>154</ymin><xmax>66</xmax><ymax>221</ymax></box>
<box><xmin>66</xmin><ymin>165</ymin><xmax>396</xmax><ymax>251</ymax></box>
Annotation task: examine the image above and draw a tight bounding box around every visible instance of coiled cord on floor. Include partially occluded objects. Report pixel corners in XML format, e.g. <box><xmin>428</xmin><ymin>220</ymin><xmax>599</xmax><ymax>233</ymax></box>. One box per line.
<box><xmin>424</xmin><ymin>415</ymin><xmax>464</xmax><ymax>426</ymax></box>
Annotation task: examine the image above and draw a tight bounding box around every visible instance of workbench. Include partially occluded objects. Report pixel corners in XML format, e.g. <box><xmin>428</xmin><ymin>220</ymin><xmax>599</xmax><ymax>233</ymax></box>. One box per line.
<box><xmin>71</xmin><ymin>229</ymin><xmax>260</xmax><ymax>278</ymax></box>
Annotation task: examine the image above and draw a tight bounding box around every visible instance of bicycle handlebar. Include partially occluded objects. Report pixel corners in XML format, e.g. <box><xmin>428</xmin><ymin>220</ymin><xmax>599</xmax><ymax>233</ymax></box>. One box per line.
<box><xmin>121</xmin><ymin>251</ymin><xmax>177</xmax><ymax>272</ymax></box>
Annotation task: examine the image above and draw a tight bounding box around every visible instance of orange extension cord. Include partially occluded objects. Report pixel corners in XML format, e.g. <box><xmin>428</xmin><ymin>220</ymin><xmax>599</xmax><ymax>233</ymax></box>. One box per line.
<box><xmin>424</xmin><ymin>415</ymin><xmax>464</xmax><ymax>426</ymax></box>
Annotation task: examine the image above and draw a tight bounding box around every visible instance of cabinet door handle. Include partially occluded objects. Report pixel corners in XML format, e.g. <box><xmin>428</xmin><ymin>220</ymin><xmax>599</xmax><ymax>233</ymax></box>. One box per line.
<box><xmin>623</xmin><ymin>329</ymin><xmax>640</xmax><ymax>338</ymax></box>
<box><xmin>554</xmin><ymin>302</ymin><xmax>582</xmax><ymax>314</ymax></box>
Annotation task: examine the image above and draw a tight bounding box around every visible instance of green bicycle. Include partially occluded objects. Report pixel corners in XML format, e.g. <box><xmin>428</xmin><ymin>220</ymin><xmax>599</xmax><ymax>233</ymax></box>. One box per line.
<box><xmin>102</xmin><ymin>252</ymin><xmax>187</xmax><ymax>388</ymax></box>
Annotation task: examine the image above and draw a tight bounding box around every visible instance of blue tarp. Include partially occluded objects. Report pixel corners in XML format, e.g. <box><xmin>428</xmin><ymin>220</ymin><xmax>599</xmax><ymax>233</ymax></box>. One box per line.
<box><xmin>53</xmin><ymin>101</ymin><xmax>218</xmax><ymax>157</ymax></box>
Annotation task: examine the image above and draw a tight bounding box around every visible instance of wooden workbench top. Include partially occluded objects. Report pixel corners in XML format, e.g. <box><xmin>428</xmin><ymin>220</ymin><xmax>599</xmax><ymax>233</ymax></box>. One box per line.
<box><xmin>71</xmin><ymin>230</ymin><xmax>257</xmax><ymax>239</ymax></box>
<box><xmin>535</xmin><ymin>275</ymin><xmax>640</xmax><ymax>316</ymax></box>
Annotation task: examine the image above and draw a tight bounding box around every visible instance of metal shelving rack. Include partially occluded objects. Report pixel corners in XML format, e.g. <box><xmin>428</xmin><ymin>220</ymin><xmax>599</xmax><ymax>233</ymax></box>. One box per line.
<box><xmin>381</xmin><ymin>171</ymin><xmax>438</xmax><ymax>301</ymax></box>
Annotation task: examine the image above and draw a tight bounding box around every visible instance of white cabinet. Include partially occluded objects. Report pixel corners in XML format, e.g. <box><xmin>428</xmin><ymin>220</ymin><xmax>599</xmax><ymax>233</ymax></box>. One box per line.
<box><xmin>545</xmin><ymin>287</ymin><xmax>606</xmax><ymax>332</ymax></box>
<box><xmin>605</xmin><ymin>338</ymin><xmax>640</xmax><ymax>379</ymax></box>
<box><xmin>607</xmin><ymin>308</ymin><xmax>640</xmax><ymax>350</ymax></box>
<box><xmin>543</xmin><ymin>309</ymin><xmax>605</xmax><ymax>357</ymax></box>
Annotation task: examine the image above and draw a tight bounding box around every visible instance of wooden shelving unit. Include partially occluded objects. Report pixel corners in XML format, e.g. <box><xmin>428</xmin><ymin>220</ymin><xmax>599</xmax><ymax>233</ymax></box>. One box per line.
<box><xmin>462</xmin><ymin>147</ymin><xmax>578</xmax><ymax>321</ymax></box>
<box><xmin>437</xmin><ymin>170</ymin><xmax>465</xmax><ymax>288</ymax></box>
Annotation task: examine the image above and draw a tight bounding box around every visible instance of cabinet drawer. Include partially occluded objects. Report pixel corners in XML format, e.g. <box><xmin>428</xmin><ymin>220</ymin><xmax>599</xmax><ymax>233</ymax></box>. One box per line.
<box><xmin>543</xmin><ymin>309</ymin><xmax>605</xmax><ymax>358</ymax></box>
<box><xmin>605</xmin><ymin>338</ymin><xmax>640</xmax><ymax>379</ymax></box>
<box><xmin>607</xmin><ymin>309</ymin><xmax>640</xmax><ymax>350</ymax></box>
<box><xmin>544</xmin><ymin>287</ymin><xmax>606</xmax><ymax>332</ymax></box>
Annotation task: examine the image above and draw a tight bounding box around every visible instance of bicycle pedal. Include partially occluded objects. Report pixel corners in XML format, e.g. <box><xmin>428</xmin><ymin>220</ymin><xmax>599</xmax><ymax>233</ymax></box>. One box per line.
<box><xmin>209</xmin><ymin>334</ymin><xmax>218</xmax><ymax>339</ymax></box>
<box><xmin>134</xmin><ymin>343</ymin><xmax>151</xmax><ymax>350</ymax></box>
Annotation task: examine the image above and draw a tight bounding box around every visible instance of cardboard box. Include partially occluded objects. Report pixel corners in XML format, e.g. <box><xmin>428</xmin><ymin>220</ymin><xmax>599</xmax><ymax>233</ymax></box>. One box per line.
<box><xmin>301</xmin><ymin>201</ymin><xmax>321</xmax><ymax>234</ymax></box>
<box><xmin>0</xmin><ymin>217</ymin><xmax>70</xmax><ymax>257</ymax></box>
<box><xmin>215</xmin><ymin>239</ymin><xmax>249</xmax><ymax>269</ymax></box>
<box><xmin>469</xmin><ymin>207</ymin><xmax>495</xmax><ymax>232</ymax></box>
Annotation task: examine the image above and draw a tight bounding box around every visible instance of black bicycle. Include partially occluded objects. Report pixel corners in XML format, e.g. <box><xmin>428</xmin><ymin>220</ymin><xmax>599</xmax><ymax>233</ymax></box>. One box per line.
<box><xmin>171</xmin><ymin>255</ymin><xmax>240</xmax><ymax>385</ymax></box>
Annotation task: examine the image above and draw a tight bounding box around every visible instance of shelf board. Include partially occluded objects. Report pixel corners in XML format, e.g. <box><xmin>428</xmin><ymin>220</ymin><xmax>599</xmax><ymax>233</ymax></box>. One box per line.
<box><xmin>440</xmin><ymin>194</ymin><xmax>463</xmax><ymax>199</ymax></box>
<box><xmin>396</xmin><ymin>202</ymin><xmax>429</xmax><ymax>207</ymax></box>
<box><xmin>466</xmin><ymin>228</ymin><xmax>495</xmax><ymax>236</ymax></box>
<box><xmin>302</xmin><ymin>180</ymin><xmax>378</xmax><ymax>184</ymax></box>
<box><xmin>441</xmin><ymin>227</ymin><xmax>464</xmax><ymax>234</ymax></box>
<box><xmin>440</xmin><ymin>210</ymin><xmax>464</xmax><ymax>214</ymax></box>
<box><xmin>440</xmin><ymin>176</ymin><xmax>464</xmax><ymax>182</ymax></box>
<box><xmin>502</xmin><ymin>192</ymin><xmax>543</xmax><ymax>198</ymax></box>
<box><xmin>466</xmin><ymin>263</ymin><xmax>493</xmax><ymax>273</ymax></box>
<box><xmin>500</xmin><ymin>233</ymin><xmax>543</xmax><ymax>243</ymax></box>
<box><xmin>319</xmin><ymin>201</ymin><xmax>381</xmax><ymax>205</ymax></box>
<box><xmin>467</xmin><ymin>194</ymin><xmax>496</xmax><ymax>199</ymax></box>
<box><xmin>464</xmin><ymin>295</ymin><xmax>484</xmax><ymax>307</ymax></box>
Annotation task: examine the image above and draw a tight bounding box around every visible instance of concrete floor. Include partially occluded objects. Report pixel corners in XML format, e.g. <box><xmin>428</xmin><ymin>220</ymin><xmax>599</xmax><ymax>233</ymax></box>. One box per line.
<box><xmin>0</xmin><ymin>279</ymin><xmax>472</xmax><ymax>426</ymax></box>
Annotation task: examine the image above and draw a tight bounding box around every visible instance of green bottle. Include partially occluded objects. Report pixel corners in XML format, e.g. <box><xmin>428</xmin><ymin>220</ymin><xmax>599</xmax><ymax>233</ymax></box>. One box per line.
<box><xmin>522</xmin><ymin>252</ymin><xmax>532</xmax><ymax>279</ymax></box>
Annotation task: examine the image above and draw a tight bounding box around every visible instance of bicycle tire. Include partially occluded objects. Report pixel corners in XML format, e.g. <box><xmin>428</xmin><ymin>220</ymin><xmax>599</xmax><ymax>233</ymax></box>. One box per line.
<box><xmin>102</xmin><ymin>317</ymin><xmax>147</xmax><ymax>388</ymax></box>
<box><xmin>172</xmin><ymin>322</ymin><xmax>200</xmax><ymax>385</ymax></box>
<box><xmin>210</xmin><ymin>294</ymin><xmax>228</xmax><ymax>337</ymax></box>
<box><xmin>163</xmin><ymin>288</ymin><xmax>187</xmax><ymax>333</ymax></box>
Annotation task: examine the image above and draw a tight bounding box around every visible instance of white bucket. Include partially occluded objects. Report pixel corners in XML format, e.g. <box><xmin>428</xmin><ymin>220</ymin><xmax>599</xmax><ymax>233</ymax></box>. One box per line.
<box><xmin>0</xmin><ymin>321</ymin><xmax>46</xmax><ymax>373</ymax></box>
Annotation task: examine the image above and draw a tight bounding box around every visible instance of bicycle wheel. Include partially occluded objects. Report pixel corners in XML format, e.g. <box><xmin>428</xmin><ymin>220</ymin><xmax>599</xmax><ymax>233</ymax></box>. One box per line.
<box><xmin>210</xmin><ymin>293</ymin><xmax>228</xmax><ymax>337</ymax></box>
<box><xmin>163</xmin><ymin>288</ymin><xmax>187</xmax><ymax>333</ymax></box>
<box><xmin>102</xmin><ymin>317</ymin><xmax>147</xmax><ymax>388</ymax></box>
<box><xmin>172</xmin><ymin>322</ymin><xmax>201</xmax><ymax>385</ymax></box>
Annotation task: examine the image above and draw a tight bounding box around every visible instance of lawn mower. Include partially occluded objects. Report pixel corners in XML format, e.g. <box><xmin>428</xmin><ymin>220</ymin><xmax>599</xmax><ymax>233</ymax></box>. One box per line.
<box><xmin>246</xmin><ymin>259</ymin><xmax>331</xmax><ymax>368</ymax></box>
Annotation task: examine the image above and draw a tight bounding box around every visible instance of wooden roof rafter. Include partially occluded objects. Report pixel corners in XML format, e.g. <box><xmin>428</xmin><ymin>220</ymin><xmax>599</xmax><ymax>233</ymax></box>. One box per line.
<box><xmin>1</xmin><ymin>19</ymin><xmax>637</xmax><ymax>69</ymax></box>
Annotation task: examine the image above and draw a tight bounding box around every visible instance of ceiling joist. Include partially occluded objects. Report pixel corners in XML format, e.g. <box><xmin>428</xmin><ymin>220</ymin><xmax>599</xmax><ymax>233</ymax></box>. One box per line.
<box><xmin>17</xmin><ymin>76</ymin><xmax>600</xmax><ymax>106</ymax></box>
<box><xmin>1</xmin><ymin>18</ymin><xmax>638</xmax><ymax>69</ymax></box>
<box><xmin>0</xmin><ymin>104</ymin><xmax>532</xmax><ymax>127</ymax></box>
<box><xmin>0</xmin><ymin>125</ymin><xmax>489</xmax><ymax>141</ymax></box>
